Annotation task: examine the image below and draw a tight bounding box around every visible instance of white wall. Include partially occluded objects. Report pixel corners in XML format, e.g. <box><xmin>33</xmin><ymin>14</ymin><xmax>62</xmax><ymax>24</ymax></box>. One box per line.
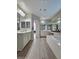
<box><xmin>32</xmin><ymin>14</ymin><xmax>40</xmax><ymax>38</ymax></box>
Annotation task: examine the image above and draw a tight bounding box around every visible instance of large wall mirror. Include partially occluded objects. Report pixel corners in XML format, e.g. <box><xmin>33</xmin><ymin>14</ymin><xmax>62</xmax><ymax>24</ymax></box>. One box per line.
<box><xmin>40</xmin><ymin>25</ymin><xmax>46</xmax><ymax>30</ymax></box>
<box><xmin>21</xmin><ymin>21</ymin><xmax>30</xmax><ymax>29</ymax></box>
<box><xmin>26</xmin><ymin>22</ymin><xmax>30</xmax><ymax>28</ymax></box>
<box><xmin>17</xmin><ymin>12</ymin><xmax>31</xmax><ymax>31</ymax></box>
<box><xmin>47</xmin><ymin>24</ymin><xmax>52</xmax><ymax>30</ymax></box>
<box><xmin>21</xmin><ymin>22</ymin><xmax>25</xmax><ymax>28</ymax></box>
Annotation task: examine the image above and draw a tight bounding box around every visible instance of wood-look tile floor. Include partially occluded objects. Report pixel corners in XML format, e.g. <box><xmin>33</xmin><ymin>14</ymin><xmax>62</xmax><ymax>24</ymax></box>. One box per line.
<box><xmin>18</xmin><ymin>34</ymin><xmax>57</xmax><ymax>59</ymax></box>
<box><xmin>17</xmin><ymin>40</ymin><xmax>33</xmax><ymax>59</ymax></box>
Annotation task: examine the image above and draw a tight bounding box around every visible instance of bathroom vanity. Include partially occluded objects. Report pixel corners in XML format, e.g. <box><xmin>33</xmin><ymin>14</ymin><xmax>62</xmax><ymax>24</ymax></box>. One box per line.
<box><xmin>17</xmin><ymin>30</ymin><xmax>32</xmax><ymax>51</ymax></box>
<box><xmin>46</xmin><ymin>32</ymin><xmax>61</xmax><ymax>59</ymax></box>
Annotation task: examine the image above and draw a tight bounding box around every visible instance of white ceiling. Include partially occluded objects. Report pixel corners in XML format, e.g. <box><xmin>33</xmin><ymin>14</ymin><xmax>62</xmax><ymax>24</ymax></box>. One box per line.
<box><xmin>17</xmin><ymin>0</ymin><xmax>61</xmax><ymax>19</ymax></box>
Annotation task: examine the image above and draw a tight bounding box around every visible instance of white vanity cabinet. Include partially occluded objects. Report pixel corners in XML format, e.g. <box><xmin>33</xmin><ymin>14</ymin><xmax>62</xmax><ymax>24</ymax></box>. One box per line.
<box><xmin>17</xmin><ymin>31</ymin><xmax>32</xmax><ymax>51</ymax></box>
<box><xmin>46</xmin><ymin>35</ymin><xmax>61</xmax><ymax>59</ymax></box>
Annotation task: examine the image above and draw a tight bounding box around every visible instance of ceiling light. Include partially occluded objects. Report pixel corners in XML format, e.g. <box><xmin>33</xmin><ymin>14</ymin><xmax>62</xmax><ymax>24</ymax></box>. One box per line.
<box><xmin>44</xmin><ymin>9</ymin><xmax>47</xmax><ymax>11</ymax></box>
<box><xmin>17</xmin><ymin>9</ymin><xmax>25</xmax><ymax>17</ymax></box>
<box><xmin>41</xmin><ymin>20</ymin><xmax>45</xmax><ymax>24</ymax></box>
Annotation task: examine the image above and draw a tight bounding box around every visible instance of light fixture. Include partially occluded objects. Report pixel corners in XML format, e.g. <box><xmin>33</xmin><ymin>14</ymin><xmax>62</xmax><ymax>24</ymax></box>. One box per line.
<box><xmin>17</xmin><ymin>8</ymin><xmax>25</xmax><ymax>17</ymax></box>
<box><xmin>44</xmin><ymin>9</ymin><xmax>47</xmax><ymax>11</ymax></box>
<box><xmin>41</xmin><ymin>20</ymin><xmax>45</xmax><ymax>24</ymax></box>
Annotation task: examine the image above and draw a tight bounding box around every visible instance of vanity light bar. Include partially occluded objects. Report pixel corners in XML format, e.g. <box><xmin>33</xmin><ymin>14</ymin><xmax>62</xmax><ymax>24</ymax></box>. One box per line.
<box><xmin>17</xmin><ymin>9</ymin><xmax>25</xmax><ymax>17</ymax></box>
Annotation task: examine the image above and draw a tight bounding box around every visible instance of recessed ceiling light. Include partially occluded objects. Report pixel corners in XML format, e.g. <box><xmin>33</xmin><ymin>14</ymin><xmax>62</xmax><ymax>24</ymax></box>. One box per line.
<box><xmin>41</xmin><ymin>20</ymin><xmax>45</xmax><ymax>24</ymax></box>
<box><xmin>44</xmin><ymin>9</ymin><xmax>47</xmax><ymax>11</ymax></box>
<box><xmin>17</xmin><ymin>9</ymin><xmax>25</xmax><ymax>17</ymax></box>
